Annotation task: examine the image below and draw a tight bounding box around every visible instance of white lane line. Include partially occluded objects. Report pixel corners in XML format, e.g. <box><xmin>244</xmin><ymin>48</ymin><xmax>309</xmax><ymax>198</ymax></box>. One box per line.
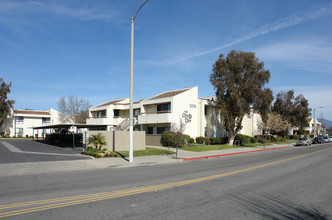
<box><xmin>1</xmin><ymin>141</ymin><xmax>23</xmax><ymax>153</ymax></box>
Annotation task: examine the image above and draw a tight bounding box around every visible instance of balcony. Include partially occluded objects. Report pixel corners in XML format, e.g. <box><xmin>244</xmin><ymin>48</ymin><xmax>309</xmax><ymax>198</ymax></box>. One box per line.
<box><xmin>86</xmin><ymin>117</ymin><xmax>109</xmax><ymax>125</ymax></box>
<box><xmin>138</xmin><ymin>112</ymin><xmax>172</xmax><ymax>124</ymax></box>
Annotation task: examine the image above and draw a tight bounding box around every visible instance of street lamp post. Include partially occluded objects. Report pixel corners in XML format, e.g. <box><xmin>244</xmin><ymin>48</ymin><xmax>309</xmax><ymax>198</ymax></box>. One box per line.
<box><xmin>313</xmin><ymin>106</ymin><xmax>323</xmax><ymax>138</ymax></box>
<box><xmin>129</xmin><ymin>0</ymin><xmax>150</xmax><ymax>163</ymax></box>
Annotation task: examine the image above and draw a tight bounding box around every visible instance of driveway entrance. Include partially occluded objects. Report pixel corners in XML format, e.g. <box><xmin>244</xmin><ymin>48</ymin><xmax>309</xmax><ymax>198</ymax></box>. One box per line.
<box><xmin>0</xmin><ymin>139</ymin><xmax>91</xmax><ymax>164</ymax></box>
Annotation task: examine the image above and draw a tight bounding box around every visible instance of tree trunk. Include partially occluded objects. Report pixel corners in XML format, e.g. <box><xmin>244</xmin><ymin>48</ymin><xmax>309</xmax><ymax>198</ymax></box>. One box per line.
<box><xmin>228</xmin><ymin>134</ymin><xmax>236</xmax><ymax>146</ymax></box>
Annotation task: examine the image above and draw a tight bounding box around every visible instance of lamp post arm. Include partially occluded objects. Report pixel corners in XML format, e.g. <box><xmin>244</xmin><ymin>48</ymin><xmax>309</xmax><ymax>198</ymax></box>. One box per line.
<box><xmin>133</xmin><ymin>0</ymin><xmax>150</xmax><ymax>21</ymax></box>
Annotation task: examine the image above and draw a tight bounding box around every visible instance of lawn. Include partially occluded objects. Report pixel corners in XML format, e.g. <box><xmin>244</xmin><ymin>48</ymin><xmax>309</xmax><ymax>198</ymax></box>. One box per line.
<box><xmin>116</xmin><ymin>147</ymin><xmax>175</xmax><ymax>157</ymax></box>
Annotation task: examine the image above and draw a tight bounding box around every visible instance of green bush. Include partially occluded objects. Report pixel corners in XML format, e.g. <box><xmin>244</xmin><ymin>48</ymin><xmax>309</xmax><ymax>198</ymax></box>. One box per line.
<box><xmin>221</xmin><ymin>137</ymin><xmax>229</xmax><ymax>144</ymax></box>
<box><xmin>183</xmin><ymin>134</ymin><xmax>191</xmax><ymax>143</ymax></box>
<box><xmin>250</xmin><ymin>137</ymin><xmax>257</xmax><ymax>143</ymax></box>
<box><xmin>235</xmin><ymin>134</ymin><xmax>251</xmax><ymax>144</ymax></box>
<box><xmin>161</xmin><ymin>131</ymin><xmax>186</xmax><ymax>148</ymax></box>
<box><xmin>188</xmin><ymin>138</ymin><xmax>195</xmax><ymax>144</ymax></box>
<box><xmin>205</xmin><ymin>139</ymin><xmax>211</xmax><ymax>145</ymax></box>
<box><xmin>291</xmin><ymin>135</ymin><xmax>299</xmax><ymax>140</ymax></box>
<box><xmin>195</xmin><ymin>136</ymin><xmax>205</xmax><ymax>144</ymax></box>
<box><xmin>210</xmin><ymin>137</ymin><xmax>222</xmax><ymax>145</ymax></box>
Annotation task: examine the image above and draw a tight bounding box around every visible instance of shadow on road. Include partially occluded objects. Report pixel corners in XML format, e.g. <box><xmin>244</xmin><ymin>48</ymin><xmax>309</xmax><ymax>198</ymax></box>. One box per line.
<box><xmin>233</xmin><ymin>194</ymin><xmax>331</xmax><ymax>220</ymax></box>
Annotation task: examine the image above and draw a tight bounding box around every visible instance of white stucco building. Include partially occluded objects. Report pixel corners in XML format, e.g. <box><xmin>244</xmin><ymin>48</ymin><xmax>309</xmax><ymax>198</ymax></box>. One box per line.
<box><xmin>87</xmin><ymin>87</ymin><xmax>261</xmax><ymax>139</ymax></box>
<box><xmin>0</xmin><ymin>108</ymin><xmax>62</xmax><ymax>137</ymax></box>
<box><xmin>239</xmin><ymin>111</ymin><xmax>263</xmax><ymax>137</ymax></box>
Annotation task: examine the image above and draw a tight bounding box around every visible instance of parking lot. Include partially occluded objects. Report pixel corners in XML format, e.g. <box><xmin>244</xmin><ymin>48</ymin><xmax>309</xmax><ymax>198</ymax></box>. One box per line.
<box><xmin>0</xmin><ymin>139</ymin><xmax>90</xmax><ymax>164</ymax></box>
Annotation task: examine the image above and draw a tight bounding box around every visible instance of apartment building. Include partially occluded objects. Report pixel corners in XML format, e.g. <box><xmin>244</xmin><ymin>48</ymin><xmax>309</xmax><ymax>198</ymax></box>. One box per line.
<box><xmin>87</xmin><ymin>87</ymin><xmax>228</xmax><ymax>138</ymax></box>
<box><xmin>0</xmin><ymin>108</ymin><xmax>62</xmax><ymax>137</ymax></box>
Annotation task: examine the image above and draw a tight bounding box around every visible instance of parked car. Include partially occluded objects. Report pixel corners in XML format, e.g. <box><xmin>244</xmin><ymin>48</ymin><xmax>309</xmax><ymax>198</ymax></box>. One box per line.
<box><xmin>312</xmin><ymin>137</ymin><xmax>324</xmax><ymax>144</ymax></box>
<box><xmin>329</xmin><ymin>136</ymin><xmax>332</xmax><ymax>142</ymax></box>
<box><xmin>322</xmin><ymin>136</ymin><xmax>330</xmax><ymax>143</ymax></box>
<box><xmin>296</xmin><ymin>137</ymin><xmax>312</xmax><ymax>146</ymax></box>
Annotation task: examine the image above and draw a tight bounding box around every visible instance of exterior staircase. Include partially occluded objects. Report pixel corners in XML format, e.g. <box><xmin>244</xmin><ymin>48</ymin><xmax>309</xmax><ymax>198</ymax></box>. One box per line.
<box><xmin>115</xmin><ymin>118</ymin><xmax>130</xmax><ymax>131</ymax></box>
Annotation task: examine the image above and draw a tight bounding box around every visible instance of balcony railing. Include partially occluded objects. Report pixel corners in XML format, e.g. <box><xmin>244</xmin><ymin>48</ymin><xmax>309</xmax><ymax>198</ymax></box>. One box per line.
<box><xmin>138</xmin><ymin>111</ymin><xmax>172</xmax><ymax>124</ymax></box>
<box><xmin>90</xmin><ymin>116</ymin><xmax>107</xmax><ymax>119</ymax></box>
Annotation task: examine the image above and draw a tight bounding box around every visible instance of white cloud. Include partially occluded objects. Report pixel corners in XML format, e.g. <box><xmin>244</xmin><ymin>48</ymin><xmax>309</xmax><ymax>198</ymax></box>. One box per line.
<box><xmin>0</xmin><ymin>1</ymin><xmax>122</xmax><ymax>23</ymax></box>
<box><xmin>255</xmin><ymin>41</ymin><xmax>332</xmax><ymax>73</ymax></box>
<box><xmin>165</xmin><ymin>3</ymin><xmax>332</xmax><ymax>65</ymax></box>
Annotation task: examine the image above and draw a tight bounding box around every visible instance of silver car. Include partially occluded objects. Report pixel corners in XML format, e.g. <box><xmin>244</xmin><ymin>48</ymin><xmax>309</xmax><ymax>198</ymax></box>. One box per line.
<box><xmin>296</xmin><ymin>137</ymin><xmax>312</xmax><ymax>146</ymax></box>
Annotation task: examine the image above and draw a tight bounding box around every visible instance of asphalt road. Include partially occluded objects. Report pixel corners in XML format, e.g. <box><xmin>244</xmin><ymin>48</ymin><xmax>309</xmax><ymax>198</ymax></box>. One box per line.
<box><xmin>0</xmin><ymin>143</ymin><xmax>331</xmax><ymax>219</ymax></box>
<box><xmin>0</xmin><ymin>139</ymin><xmax>89</xmax><ymax>163</ymax></box>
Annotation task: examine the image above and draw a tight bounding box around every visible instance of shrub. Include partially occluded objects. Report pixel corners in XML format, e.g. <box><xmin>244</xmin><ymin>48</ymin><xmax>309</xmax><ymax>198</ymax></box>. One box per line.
<box><xmin>88</xmin><ymin>133</ymin><xmax>106</xmax><ymax>150</ymax></box>
<box><xmin>161</xmin><ymin>131</ymin><xmax>185</xmax><ymax>148</ymax></box>
<box><xmin>195</xmin><ymin>136</ymin><xmax>205</xmax><ymax>144</ymax></box>
<box><xmin>83</xmin><ymin>147</ymin><xmax>118</xmax><ymax>158</ymax></box>
<box><xmin>250</xmin><ymin>137</ymin><xmax>257</xmax><ymax>143</ymax></box>
<box><xmin>188</xmin><ymin>138</ymin><xmax>195</xmax><ymax>144</ymax></box>
<box><xmin>205</xmin><ymin>139</ymin><xmax>211</xmax><ymax>145</ymax></box>
<box><xmin>210</xmin><ymin>137</ymin><xmax>222</xmax><ymax>145</ymax></box>
<box><xmin>235</xmin><ymin>134</ymin><xmax>251</xmax><ymax>144</ymax></box>
<box><xmin>221</xmin><ymin>137</ymin><xmax>229</xmax><ymax>144</ymax></box>
<box><xmin>292</xmin><ymin>135</ymin><xmax>299</xmax><ymax>140</ymax></box>
<box><xmin>183</xmin><ymin>134</ymin><xmax>191</xmax><ymax>143</ymax></box>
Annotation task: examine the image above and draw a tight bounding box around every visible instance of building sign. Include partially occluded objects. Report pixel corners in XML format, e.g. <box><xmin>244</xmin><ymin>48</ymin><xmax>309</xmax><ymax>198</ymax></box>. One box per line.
<box><xmin>182</xmin><ymin>111</ymin><xmax>192</xmax><ymax>123</ymax></box>
<box><xmin>189</xmin><ymin>104</ymin><xmax>196</xmax><ymax>108</ymax></box>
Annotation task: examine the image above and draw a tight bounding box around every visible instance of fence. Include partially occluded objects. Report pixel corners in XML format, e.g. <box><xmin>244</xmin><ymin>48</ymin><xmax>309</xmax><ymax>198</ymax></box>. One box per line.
<box><xmin>145</xmin><ymin>134</ymin><xmax>163</xmax><ymax>146</ymax></box>
<box><xmin>84</xmin><ymin>131</ymin><xmax>145</xmax><ymax>151</ymax></box>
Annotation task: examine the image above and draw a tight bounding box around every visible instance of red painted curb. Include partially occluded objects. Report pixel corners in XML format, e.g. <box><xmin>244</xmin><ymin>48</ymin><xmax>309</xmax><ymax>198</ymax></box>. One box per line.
<box><xmin>182</xmin><ymin>146</ymin><xmax>290</xmax><ymax>161</ymax></box>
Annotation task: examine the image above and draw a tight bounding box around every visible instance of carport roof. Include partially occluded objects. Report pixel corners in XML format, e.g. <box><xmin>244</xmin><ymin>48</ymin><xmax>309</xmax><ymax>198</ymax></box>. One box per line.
<box><xmin>33</xmin><ymin>124</ymin><xmax>107</xmax><ymax>130</ymax></box>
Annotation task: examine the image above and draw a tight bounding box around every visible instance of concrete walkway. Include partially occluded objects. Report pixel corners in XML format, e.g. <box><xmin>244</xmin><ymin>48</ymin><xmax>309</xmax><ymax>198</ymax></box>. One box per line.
<box><xmin>0</xmin><ymin>143</ymin><xmax>293</xmax><ymax>177</ymax></box>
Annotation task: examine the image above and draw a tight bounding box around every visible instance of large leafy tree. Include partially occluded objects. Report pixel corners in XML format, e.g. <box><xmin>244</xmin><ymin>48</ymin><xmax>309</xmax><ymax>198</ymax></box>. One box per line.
<box><xmin>272</xmin><ymin>90</ymin><xmax>310</xmax><ymax>128</ymax></box>
<box><xmin>0</xmin><ymin>78</ymin><xmax>15</xmax><ymax>128</ymax></box>
<box><xmin>210</xmin><ymin>50</ymin><xmax>273</xmax><ymax>145</ymax></box>
<box><xmin>57</xmin><ymin>95</ymin><xmax>92</xmax><ymax>124</ymax></box>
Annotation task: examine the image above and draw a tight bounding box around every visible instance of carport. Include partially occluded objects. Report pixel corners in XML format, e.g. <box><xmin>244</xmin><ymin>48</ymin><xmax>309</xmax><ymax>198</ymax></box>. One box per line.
<box><xmin>33</xmin><ymin>124</ymin><xmax>107</xmax><ymax>149</ymax></box>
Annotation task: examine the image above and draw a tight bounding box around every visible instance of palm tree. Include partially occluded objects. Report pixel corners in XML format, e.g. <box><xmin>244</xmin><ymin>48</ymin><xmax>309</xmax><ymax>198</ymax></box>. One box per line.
<box><xmin>88</xmin><ymin>133</ymin><xmax>106</xmax><ymax>150</ymax></box>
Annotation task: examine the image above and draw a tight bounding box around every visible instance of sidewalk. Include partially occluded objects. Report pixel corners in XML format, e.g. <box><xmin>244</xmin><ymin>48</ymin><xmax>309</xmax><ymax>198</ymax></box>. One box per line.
<box><xmin>0</xmin><ymin>143</ymin><xmax>292</xmax><ymax>177</ymax></box>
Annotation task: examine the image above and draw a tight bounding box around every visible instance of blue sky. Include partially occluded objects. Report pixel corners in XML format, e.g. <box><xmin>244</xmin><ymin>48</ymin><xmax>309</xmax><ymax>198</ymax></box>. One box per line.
<box><xmin>1</xmin><ymin>0</ymin><xmax>332</xmax><ymax>120</ymax></box>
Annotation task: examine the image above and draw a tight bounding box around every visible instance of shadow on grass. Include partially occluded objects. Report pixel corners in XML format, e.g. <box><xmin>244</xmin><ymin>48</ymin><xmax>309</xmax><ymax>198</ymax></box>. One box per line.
<box><xmin>233</xmin><ymin>194</ymin><xmax>331</xmax><ymax>220</ymax></box>
<box><xmin>114</xmin><ymin>151</ymin><xmax>129</xmax><ymax>162</ymax></box>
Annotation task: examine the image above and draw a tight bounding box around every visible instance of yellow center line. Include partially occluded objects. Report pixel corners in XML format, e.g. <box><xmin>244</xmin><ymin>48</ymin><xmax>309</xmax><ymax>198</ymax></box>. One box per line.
<box><xmin>0</xmin><ymin>148</ymin><xmax>329</xmax><ymax>218</ymax></box>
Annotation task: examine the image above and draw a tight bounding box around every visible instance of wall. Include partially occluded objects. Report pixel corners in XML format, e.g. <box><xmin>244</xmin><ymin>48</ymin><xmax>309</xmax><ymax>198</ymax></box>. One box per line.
<box><xmin>146</xmin><ymin>134</ymin><xmax>163</xmax><ymax>146</ymax></box>
<box><xmin>172</xmin><ymin>87</ymin><xmax>198</xmax><ymax>138</ymax></box>
<box><xmin>87</xmin><ymin>131</ymin><xmax>145</xmax><ymax>151</ymax></box>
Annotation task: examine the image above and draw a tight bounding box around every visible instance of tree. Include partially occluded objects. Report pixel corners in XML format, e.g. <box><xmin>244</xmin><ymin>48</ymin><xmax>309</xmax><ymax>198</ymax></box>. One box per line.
<box><xmin>0</xmin><ymin>78</ymin><xmax>15</xmax><ymax>128</ymax></box>
<box><xmin>210</xmin><ymin>50</ymin><xmax>273</xmax><ymax>145</ymax></box>
<box><xmin>88</xmin><ymin>133</ymin><xmax>106</xmax><ymax>150</ymax></box>
<box><xmin>170</xmin><ymin>117</ymin><xmax>187</xmax><ymax>158</ymax></box>
<box><xmin>259</xmin><ymin>112</ymin><xmax>291</xmax><ymax>138</ymax></box>
<box><xmin>272</xmin><ymin>90</ymin><xmax>310</xmax><ymax>128</ymax></box>
<box><xmin>57</xmin><ymin>96</ymin><xmax>92</xmax><ymax>124</ymax></box>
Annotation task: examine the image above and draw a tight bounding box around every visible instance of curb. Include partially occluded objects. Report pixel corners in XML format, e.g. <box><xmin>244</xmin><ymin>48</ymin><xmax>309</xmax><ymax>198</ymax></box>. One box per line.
<box><xmin>183</xmin><ymin>146</ymin><xmax>290</xmax><ymax>161</ymax></box>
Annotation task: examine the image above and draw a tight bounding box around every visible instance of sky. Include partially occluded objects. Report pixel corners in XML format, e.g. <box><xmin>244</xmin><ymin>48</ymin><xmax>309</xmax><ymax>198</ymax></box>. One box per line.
<box><xmin>1</xmin><ymin>0</ymin><xmax>332</xmax><ymax>120</ymax></box>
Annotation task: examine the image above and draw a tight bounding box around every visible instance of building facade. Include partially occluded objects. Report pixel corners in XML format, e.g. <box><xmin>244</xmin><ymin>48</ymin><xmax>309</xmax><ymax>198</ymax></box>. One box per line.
<box><xmin>0</xmin><ymin>108</ymin><xmax>62</xmax><ymax>137</ymax></box>
<box><xmin>87</xmin><ymin>87</ymin><xmax>261</xmax><ymax>139</ymax></box>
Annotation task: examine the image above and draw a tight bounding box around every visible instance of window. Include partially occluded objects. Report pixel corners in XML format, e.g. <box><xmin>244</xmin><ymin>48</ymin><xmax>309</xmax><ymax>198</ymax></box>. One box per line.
<box><xmin>113</xmin><ymin>110</ymin><xmax>119</xmax><ymax>117</ymax></box>
<box><xmin>147</xmin><ymin>127</ymin><xmax>154</xmax><ymax>134</ymax></box>
<box><xmin>157</xmin><ymin>103</ymin><xmax>171</xmax><ymax>113</ymax></box>
<box><xmin>15</xmin><ymin>116</ymin><xmax>23</xmax><ymax>124</ymax></box>
<box><xmin>96</xmin><ymin>110</ymin><xmax>106</xmax><ymax>118</ymax></box>
<box><xmin>15</xmin><ymin>128</ymin><xmax>23</xmax><ymax>136</ymax></box>
<box><xmin>134</xmin><ymin>109</ymin><xmax>140</xmax><ymax>116</ymax></box>
<box><xmin>42</xmin><ymin>117</ymin><xmax>50</xmax><ymax>124</ymax></box>
<box><xmin>204</xmin><ymin>105</ymin><xmax>207</xmax><ymax>116</ymax></box>
<box><xmin>157</xmin><ymin>127</ymin><xmax>169</xmax><ymax>134</ymax></box>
